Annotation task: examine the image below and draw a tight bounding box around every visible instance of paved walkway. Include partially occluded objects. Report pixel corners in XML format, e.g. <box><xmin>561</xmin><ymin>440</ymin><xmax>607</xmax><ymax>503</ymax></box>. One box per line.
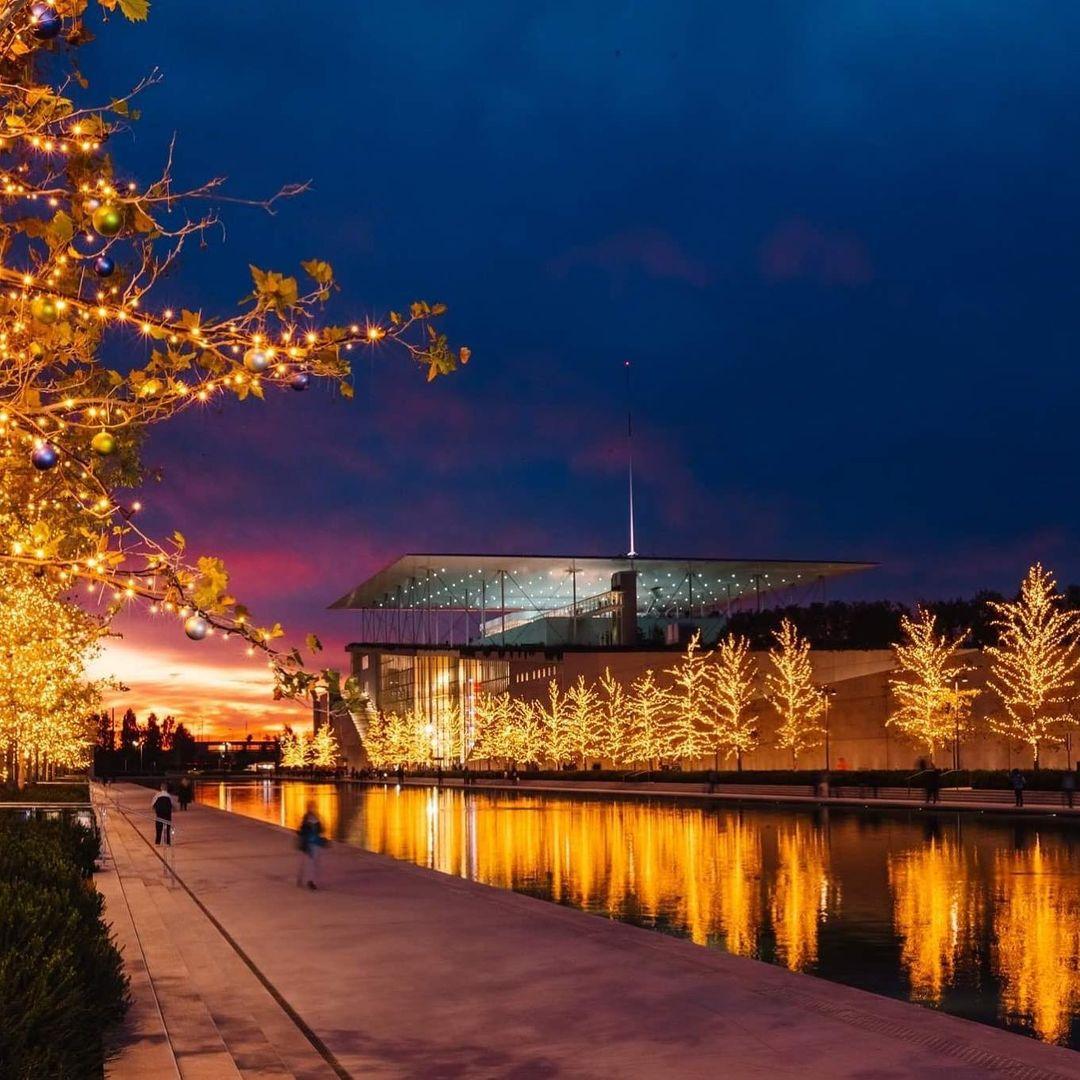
<box><xmin>96</xmin><ymin>788</ymin><xmax>338</xmax><ymax>1079</ymax></box>
<box><xmin>97</xmin><ymin>782</ymin><xmax>1080</xmax><ymax>1080</ymax></box>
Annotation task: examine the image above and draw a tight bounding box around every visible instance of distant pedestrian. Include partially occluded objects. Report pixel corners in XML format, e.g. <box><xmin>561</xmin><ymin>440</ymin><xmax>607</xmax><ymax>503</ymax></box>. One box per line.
<box><xmin>707</xmin><ymin>769</ymin><xmax>719</xmax><ymax>794</ymax></box>
<box><xmin>463</xmin><ymin>764</ymin><xmax>471</xmax><ymax>787</ymax></box>
<box><xmin>510</xmin><ymin>765</ymin><xmax>519</xmax><ymax>786</ymax></box>
<box><xmin>436</xmin><ymin>765</ymin><xmax>443</xmax><ymax>787</ymax></box>
<box><xmin>396</xmin><ymin>764</ymin><xmax>405</xmax><ymax>786</ymax></box>
<box><xmin>177</xmin><ymin>776</ymin><xmax>193</xmax><ymax>811</ymax></box>
<box><xmin>151</xmin><ymin>783</ymin><xmax>174</xmax><ymax>845</ymax></box>
<box><xmin>1010</xmin><ymin>768</ymin><xmax>1026</xmax><ymax>807</ymax></box>
<box><xmin>296</xmin><ymin>803</ymin><xmax>326</xmax><ymax>890</ymax></box>
<box><xmin>924</xmin><ymin>767</ymin><xmax>941</xmax><ymax>805</ymax></box>
<box><xmin>1063</xmin><ymin>769</ymin><xmax>1076</xmax><ymax>809</ymax></box>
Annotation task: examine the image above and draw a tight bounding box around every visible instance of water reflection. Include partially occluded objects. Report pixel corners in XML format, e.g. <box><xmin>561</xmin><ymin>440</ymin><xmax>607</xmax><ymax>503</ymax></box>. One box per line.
<box><xmin>994</xmin><ymin>840</ymin><xmax>1080</xmax><ymax>1044</ymax></box>
<box><xmin>198</xmin><ymin>780</ymin><xmax>1080</xmax><ymax>1048</ymax></box>
<box><xmin>889</xmin><ymin>836</ymin><xmax>980</xmax><ymax>1004</ymax></box>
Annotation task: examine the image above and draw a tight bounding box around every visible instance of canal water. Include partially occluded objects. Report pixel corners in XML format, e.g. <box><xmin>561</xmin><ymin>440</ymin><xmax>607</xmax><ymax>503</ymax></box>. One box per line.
<box><xmin>197</xmin><ymin>780</ymin><xmax>1080</xmax><ymax>1048</ymax></box>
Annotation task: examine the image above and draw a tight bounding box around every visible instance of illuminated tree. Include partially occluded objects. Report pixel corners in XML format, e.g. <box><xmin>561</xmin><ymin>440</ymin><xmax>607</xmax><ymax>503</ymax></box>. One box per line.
<box><xmin>278</xmin><ymin>727</ymin><xmax>307</xmax><ymax>769</ymax></box>
<box><xmin>665</xmin><ymin>632</ymin><xmax>711</xmax><ymax>763</ymax></box>
<box><xmin>705</xmin><ymin>635</ymin><xmax>758</xmax><ymax>770</ymax></box>
<box><xmin>764</xmin><ymin>618</ymin><xmax>824</xmax><ymax>767</ymax></box>
<box><xmin>0</xmin><ymin>2</ymin><xmax>466</xmax><ymax>700</ymax></box>
<box><xmin>565</xmin><ymin>675</ymin><xmax>599</xmax><ymax>768</ymax></box>
<box><xmin>0</xmin><ymin>566</ymin><xmax>105</xmax><ymax>783</ymax></box>
<box><xmin>986</xmin><ymin>564</ymin><xmax>1080</xmax><ymax>767</ymax></box>
<box><xmin>888</xmin><ymin>607</ymin><xmax>976</xmax><ymax>763</ymax></box>
<box><xmin>308</xmin><ymin>722</ymin><xmax>339</xmax><ymax>769</ymax></box>
<box><xmin>536</xmin><ymin>680</ymin><xmax>571</xmax><ymax>767</ymax></box>
<box><xmin>509</xmin><ymin>697</ymin><xmax>545</xmax><ymax>767</ymax></box>
<box><xmin>472</xmin><ymin>691</ymin><xmax>515</xmax><ymax>764</ymax></box>
<box><xmin>361</xmin><ymin>711</ymin><xmax>392</xmax><ymax>769</ymax></box>
<box><xmin>594</xmin><ymin>668</ymin><xmax>627</xmax><ymax>765</ymax></box>
<box><xmin>624</xmin><ymin>669</ymin><xmax>672</xmax><ymax>769</ymax></box>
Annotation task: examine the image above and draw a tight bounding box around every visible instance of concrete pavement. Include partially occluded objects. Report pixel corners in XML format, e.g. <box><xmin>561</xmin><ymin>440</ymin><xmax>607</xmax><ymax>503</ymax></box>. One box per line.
<box><xmin>98</xmin><ymin>782</ymin><xmax>1080</xmax><ymax>1079</ymax></box>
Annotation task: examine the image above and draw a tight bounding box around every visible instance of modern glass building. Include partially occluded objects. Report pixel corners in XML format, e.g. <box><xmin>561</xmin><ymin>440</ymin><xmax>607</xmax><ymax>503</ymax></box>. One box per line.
<box><xmin>329</xmin><ymin>553</ymin><xmax>875</xmax><ymax>748</ymax></box>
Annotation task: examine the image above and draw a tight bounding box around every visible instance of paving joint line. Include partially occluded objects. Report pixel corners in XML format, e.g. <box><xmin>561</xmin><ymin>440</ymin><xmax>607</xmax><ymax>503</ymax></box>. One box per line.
<box><xmin>94</xmin><ymin>794</ymin><xmax>182</xmax><ymax>1080</ymax></box>
<box><xmin>105</xmin><ymin>792</ymin><xmax>350</xmax><ymax>1080</ymax></box>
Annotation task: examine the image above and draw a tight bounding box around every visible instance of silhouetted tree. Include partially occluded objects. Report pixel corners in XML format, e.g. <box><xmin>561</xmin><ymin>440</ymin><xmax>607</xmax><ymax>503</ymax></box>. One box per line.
<box><xmin>119</xmin><ymin>708</ymin><xmax>139</xmax><ymax>753</ymax></box>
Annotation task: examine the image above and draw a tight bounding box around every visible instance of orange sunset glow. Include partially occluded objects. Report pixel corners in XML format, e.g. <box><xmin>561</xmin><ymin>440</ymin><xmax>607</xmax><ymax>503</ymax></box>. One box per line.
<box><xmin>91</xmin><ymin>614</ymin><xmax>314</xmax><ymax>741</ymax></box>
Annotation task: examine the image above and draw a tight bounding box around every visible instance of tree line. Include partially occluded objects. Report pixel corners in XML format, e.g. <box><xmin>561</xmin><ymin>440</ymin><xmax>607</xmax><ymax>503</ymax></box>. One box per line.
<box><xmin>364</xmin><ymin>563</ymin><xmax>1080</xmax><ymax>771</ymax></box>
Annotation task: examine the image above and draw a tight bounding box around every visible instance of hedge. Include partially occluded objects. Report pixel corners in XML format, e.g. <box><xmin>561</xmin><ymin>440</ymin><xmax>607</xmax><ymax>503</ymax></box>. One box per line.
<box><xmin>0</xmin><ymin>817</ymin><xmax>128</xmax><ymax>1078</ymax></box>
<box><xmin>0</xmin><ymin>782</ymin><xmax>91</xmax><ymax>803</ymax></box>
<box><xmin>397</xmin><ymin>767</ymin><xmax>938</xmax><ymax>787</ymax></box>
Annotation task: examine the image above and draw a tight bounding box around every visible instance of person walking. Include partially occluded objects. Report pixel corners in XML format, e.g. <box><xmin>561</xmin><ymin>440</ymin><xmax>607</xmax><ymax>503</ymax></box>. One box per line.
<box><xmin>296</xmin><ymin>803</ymin><xmax>326</xmax><ymax>890</ymax></box>
<box><xmin>1062</xmin><ymin>769</ymin><xmax>1076</xmax><ymax>809</ymax></box>
<box><xmin>1010</xmin><ymin>768</ymin><xmax>1026</xmax><ymax>808</ymax></box>
<box><xmin>924</xmin><ymin>767</ymin><xmax>941</xmax><ymax>805</ymax></box>
<box><xmin>151</xmin><ymin>782</ymin><xmax>174</xmax><ymax>845</ymax></box>
<box><xmin>177</xmin><ymin>776</ymin><xmax>193</xmax><ymax>811</ymax></box>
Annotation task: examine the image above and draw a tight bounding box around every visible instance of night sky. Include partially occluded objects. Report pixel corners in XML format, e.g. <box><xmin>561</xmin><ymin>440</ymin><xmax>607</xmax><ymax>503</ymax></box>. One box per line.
<box><xmin>83</xmin><ymin>2</ymin><xmax>1080</xmax><ymax>735</ymax></box>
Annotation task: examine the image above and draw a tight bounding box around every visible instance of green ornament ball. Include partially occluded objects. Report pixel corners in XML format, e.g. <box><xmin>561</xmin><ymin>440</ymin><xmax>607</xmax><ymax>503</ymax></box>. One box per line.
<box><xmin>92</xmin><ymin>204</ymin><xmax>124</xmax><ymax>237</ymax></box>
<box><xmin>91</xmin><ymin>430</ymin><xmax>117</xmax><ymax>456</ymax></box>
<box><xmin>30</xmin><ymin>296</ymin><xmax>58</xmax><ymax>324</ymax></box>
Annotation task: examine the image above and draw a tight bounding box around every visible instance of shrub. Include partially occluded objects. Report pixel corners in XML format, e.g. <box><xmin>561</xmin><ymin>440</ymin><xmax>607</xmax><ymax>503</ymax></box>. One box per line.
<box><xmin>0</xmin><ymin>818</ymin><xmax>128</xmax><ymax>1078</ymax></box>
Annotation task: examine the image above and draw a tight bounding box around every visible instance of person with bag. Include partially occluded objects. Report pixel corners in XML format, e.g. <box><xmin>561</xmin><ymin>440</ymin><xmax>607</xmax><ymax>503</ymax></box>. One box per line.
<box><xmin>296</xmin><ymin>802</ymin><xmax>327</xmax><ymax>890</ymax></box>
<box><xmin>151</xmin><ymin>782</ymin><xmax>174</xmax><ymax>845</ymax></box>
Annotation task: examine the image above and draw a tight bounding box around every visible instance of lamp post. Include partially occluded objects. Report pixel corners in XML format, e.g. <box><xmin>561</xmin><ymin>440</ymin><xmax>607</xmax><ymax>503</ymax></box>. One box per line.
<box><xmin>952</xmin><ymin>677</ymin><xmax>969</xmax><ymax>772</ymax></box>
<box><xmin>823</xmin><ymin>686</ymin><xmax>838</xmax><ymax>771</ymax></box>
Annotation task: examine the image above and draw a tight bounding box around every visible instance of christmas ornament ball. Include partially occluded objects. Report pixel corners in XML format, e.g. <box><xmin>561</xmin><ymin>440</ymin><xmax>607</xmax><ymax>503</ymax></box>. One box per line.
<box><xmin>30</xmin><ymin>296</ymin><xmax>58</xmax><ymax>324</ymax></box>
<box><xmin>90</xmin><ymin>431</ymin><xmax>117</xmax><ymax>456</ymax></box>
<box><xmin>30</xmin><ymin>3</ymin><xmax>60</xmax><ymax>39</ymax></box>
<box><xmin>31</xmin><ymin>443</ymin><xmax>59</xmax><ymax>470</ymax></box>
<box><xmin>92</xmin><ymin>204</ymin><xmax>124</xmax><ymax>237</ymax></box>
<box><xmin>243</xmin><ymin>347</ymin><xmax>270</xmax><ymax>374</ymax></box>
<box><xmin>29</xmin><ymin>342</ymin><xmax>45</xmax><ymax>360</ymax></box>
<box><xmin>289</xmin><ymin>371</ymin><xmax>309</xmax><ymax>391</ymax></box>
<box><xmin>184</xmin><ymin>615</ymin><xmax>209</xmax><ymax>641</ymax></box>
<box><xmin>93</xmin><ymin>254</ymin><xmax>115</xmax><ymax>277</ymax></box>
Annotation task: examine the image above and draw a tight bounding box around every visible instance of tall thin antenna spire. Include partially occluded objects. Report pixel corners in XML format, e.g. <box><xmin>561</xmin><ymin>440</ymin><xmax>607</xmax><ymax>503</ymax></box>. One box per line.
<box><xmin>625</xmin><ymin>360</ymin><xmax>637</xmax><ymax>558</ymax></box>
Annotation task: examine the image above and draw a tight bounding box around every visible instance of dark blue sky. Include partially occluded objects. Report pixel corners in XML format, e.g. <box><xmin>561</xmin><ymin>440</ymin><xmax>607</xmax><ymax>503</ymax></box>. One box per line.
<box><xmin>82</xmin><ymin>1</ymin><xmax>1080</xmax><ymax>674</ymax></box>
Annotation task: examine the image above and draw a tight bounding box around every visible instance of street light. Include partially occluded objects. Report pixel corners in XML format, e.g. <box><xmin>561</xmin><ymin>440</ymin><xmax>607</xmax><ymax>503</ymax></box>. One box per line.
<box><xmin>822</xmin><ymin>686</ymin><xmax>838</xmax><ymax>771</ymax></box>
<box><xmin>952</xmin><ymin>676</ymin><xmax>970</xmax><ymax>772</ymax></box>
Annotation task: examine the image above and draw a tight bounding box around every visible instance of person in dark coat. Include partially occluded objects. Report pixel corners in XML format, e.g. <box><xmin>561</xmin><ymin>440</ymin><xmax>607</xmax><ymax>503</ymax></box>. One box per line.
<box><xmin>1010</xmin><ymin>768</ymin><xmax>1026</xmax><ymax>807</ymax></box>
<box><xmin>151</xmin><ymin>783</ymin><xmax>174</xmax><ymax>845</ymax></box>
<box><xmin>924</xmin><ymin>767</ymin><xmax>941</xmax><ymax>805</ymax></box>
<box><xmin>177</xmin><ymin>776</ymin><xmax>193</xmax><ymax>811</ymax></box>
<box><xmin>296</xmin><ymin>803</ymin><xmax>326</xmax><ymax>890</ymax></box>
<box><xmin>1062</xmin><ymin>769</ymin><xmax>1076</xmax><ymax>809</ymax></box>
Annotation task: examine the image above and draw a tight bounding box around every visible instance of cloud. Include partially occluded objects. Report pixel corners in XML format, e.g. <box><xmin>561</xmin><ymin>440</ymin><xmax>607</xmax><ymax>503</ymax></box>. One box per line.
<box><xmin>759</xmin><ymin>218</ymin><xmax>872</xmax><ymax>287</ymax></box>
<box><xmin>548</xmin><ymin>227</ymin><xmax>710</xmax><ymax>289</ymax></box>
<box><xmin>91</xmin><ymin>620</ymin><xmax>311</xmax><ymax>741</ymax></box>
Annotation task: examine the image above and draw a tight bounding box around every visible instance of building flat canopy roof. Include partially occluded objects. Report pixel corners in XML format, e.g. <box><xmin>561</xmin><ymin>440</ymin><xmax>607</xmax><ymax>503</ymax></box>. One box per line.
<box><xmin>329</xmin><ymin>553</ymin><xmax>876</xmax><ymax>613</ymax></box>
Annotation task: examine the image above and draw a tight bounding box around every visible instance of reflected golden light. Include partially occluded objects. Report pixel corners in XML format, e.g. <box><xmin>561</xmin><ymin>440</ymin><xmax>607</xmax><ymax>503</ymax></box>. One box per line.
<box><xmin>194</xmin><ymin>783</ymin><xmax>1080</xmax><ymax>1048</ymax></box>
<box><xmin>889</xmin><ymin>836</ymin><xmax>979</xmax><ymax>1004</ymax></box>
<box><xmin>771</xmin><ymin>820</ymin><xmax>835</xmax><ymax>972</ymax></box>
<box><xmin>994</xmin><ymin>839</ymin><xmax>1080</xmax><ymax>1043</ymax></box>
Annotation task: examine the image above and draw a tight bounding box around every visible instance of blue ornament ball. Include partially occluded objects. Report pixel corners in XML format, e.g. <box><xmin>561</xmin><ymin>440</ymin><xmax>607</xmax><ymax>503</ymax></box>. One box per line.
<box><xmin>289</xmin><ymin>372</ymin><xmax>310</xmax><ymax>392</ymax></box>
<box><xmin>93</xmin><ymin>255</ymin><xmax>115</xmax><ymax>278</ymax></box>
<box><xmin>31</xmin><ymin>443</ymin><xmax>59</xmax><ymax>470</ymax></box>
<box><xmin>30</xmin><ymin>3</ymin><xmax>61</xmax><ymax>39</ymax></box>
